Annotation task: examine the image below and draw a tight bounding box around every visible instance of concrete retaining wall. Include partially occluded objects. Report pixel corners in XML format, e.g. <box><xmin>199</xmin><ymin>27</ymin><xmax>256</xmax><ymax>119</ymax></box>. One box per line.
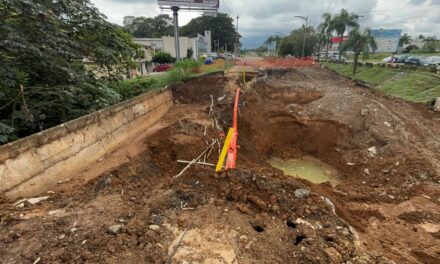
<box><xmin>0</xmin><ymin>88</ymin><xmax>173</xmax><ymax>199</ymax></box>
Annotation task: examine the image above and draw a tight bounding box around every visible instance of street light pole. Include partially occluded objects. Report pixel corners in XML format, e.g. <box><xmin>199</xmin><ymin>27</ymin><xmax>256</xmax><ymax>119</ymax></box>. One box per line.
<box><xmin>172</xmin><ymin>6</ymin><xmax>181</xmax><ymax>60</ymax></box>
<box><xmin>294</xmin><ymin>15</ymin><xmax>308</xmax><ymax>58</ymax></box>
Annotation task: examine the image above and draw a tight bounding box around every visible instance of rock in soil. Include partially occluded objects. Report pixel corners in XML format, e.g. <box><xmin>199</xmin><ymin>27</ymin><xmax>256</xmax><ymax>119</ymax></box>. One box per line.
<box><xmin>294</xmin><ymin>188</ymin><xmax>310</xmax><ymax>199</ymax></box>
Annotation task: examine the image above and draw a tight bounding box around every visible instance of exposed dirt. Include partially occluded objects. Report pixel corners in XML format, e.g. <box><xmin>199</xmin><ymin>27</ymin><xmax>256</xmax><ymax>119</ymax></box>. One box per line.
<box><xmin>1</xmin><ymin>67</ymin><xmax>440</xmax><ymax>264</ymax></box>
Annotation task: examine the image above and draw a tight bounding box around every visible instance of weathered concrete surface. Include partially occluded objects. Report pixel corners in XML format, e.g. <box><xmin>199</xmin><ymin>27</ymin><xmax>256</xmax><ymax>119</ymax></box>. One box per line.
<box><xmin>0</xmin><ymin>89</ymin><xmax>173</xmax><ymax>199</ymax></box>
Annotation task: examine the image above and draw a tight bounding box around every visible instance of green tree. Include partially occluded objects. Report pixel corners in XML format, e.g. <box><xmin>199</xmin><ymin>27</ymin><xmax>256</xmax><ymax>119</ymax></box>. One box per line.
<box><xmin>421</xmin><ymin>36</ymin><xmax>439</xmax><ymax>53</ymax></box>
<box><xmin>124</xmin><ymin>14</ymin><xmax>173</xmax><ymax>38</ymax></box>
<box><xmin>319</xmin><ymin>12</ymin><xmax>335</xmax><ymax>61</ymax></box>
<box><xmin>0</xmin><ymin>0</ymin><xmax>138</xmax><ymax>142</ymax></box>
<box><xmin>180</xmin><ymin>13</ymin><xmax>238</xmax><ymax>51</ymax></box>
<box><xmin>278</xmin><ymin>27</ymin><xmax>317</xmax><ymax>57</ymax></box>
<box><xmin>332</xmin><ymin>9</ymin><xmax>360</xmax><ymax>61</ymax></box>
<box><xmin>398</xmin><ymin>33</ymin><xmax>411</xmax><ymax>48</ymax></box>
<box><xmin>341</xmin><ymin>28</ymin><xmax>377</xmax><ymax>75</ymax></box>
<box><xmin>316</xmin><ymin>31</ymin><xmax>327</xmax><ymax>61</ymax></box>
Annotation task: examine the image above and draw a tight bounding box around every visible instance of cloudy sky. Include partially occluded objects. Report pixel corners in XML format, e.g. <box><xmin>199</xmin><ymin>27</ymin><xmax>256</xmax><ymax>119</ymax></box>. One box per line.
<box><xmin>91</xmin><ymin>0</ymin><xmax>440</xmax><ymax>48</ymax></box>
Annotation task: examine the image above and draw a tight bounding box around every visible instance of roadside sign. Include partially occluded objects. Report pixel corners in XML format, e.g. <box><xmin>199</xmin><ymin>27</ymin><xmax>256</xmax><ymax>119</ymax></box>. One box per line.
<box><xmin>158</xmin><ymin>0</ymin><xmax>219</xmax><ymax>10</ymax></box>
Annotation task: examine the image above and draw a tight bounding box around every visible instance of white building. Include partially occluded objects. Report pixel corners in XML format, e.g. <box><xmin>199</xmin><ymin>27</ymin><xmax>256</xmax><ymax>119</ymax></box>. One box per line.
<box><xmin>130</xmin><ymin>32</ymin><xmax>211</xmax><ymax>77</ymax></box>
<box><xmin>133</xmin><ymin>31</ymin><xmax>211</xmax><ymax>60</ymax></box>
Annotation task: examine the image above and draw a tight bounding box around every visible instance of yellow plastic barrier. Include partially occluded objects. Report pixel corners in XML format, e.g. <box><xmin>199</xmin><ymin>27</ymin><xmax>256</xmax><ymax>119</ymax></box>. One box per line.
<box><xmin>216</xmin><ymin>128</ymin><xmax>234</xmax><ymax>172</ymax></box>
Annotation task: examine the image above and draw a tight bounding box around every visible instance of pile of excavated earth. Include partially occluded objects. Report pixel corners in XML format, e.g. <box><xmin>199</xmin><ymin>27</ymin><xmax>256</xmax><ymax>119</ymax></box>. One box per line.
<box><xmin>1</xmin><ymin>66</ymin><xmax>440</xmax><ymax>264</ymax></box>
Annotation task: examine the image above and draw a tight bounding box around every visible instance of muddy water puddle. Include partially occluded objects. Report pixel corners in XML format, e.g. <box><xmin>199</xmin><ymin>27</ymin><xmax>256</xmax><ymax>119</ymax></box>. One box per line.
<box><xmin>270</xmin><ymin>157</ymin><xmax>338</xmax><ymax>185</ymax></box>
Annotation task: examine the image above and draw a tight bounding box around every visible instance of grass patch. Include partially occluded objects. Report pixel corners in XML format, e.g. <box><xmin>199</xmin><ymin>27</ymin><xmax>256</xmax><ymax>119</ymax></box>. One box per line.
<box><xmin>379</xmin><ymin>73</ymin><xmax>440</xmax><ymax>102</ymax></box>
<box><xmin>324</xmin><ymin>63</ymin><xmax>440</xmax><ymax>103</ymax></box>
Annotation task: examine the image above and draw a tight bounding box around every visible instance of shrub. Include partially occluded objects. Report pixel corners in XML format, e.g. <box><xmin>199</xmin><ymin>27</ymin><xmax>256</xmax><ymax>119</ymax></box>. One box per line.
<box><xmin>152</xmin><ymin>51</ymin><xmax>176</xmax><ymax>64</ymax></box>
<box><xmin>168</xmin><ymin>59</ymin><xmax>201</xmax><ymax>81</ymax></box>
<box><xmin>105</xmin><ymin>77</ymin><xmax>158</xmax><ymax>100</ymax></box>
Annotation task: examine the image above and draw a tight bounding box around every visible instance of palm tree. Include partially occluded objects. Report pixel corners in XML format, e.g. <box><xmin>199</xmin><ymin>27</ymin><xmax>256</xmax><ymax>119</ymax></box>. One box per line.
<box><xmin>341</xmin><ymin>28</ymin><xmax>377</xmax><ymax>75</ymax></box>
<box><xmin>316</xmin><ymin>31</ymin><xmax>327</xmax><ymax>61</ymax></box>
<box><xmin>332</xmin><ymin>9</ymin><xmax>360</xmax><ymax>61</ymax></box>
<box><xmin>273</xmin><ymin>35</ymin><xmax>282</xmax><ymax>55</ymax></box>
<box><xmin>264</xmin><ymin>36</ymin><xmax>275</xmax><ymax>55</ymax></box>
<box><xmin>398</xmin><ymin>33</ymin><xmax>411</xmax><ymax>49</ymax></box>
<box><xmin>319</xmin><ymin>12</ymin><xmax>334</xmax><ymax>61</ymax></box>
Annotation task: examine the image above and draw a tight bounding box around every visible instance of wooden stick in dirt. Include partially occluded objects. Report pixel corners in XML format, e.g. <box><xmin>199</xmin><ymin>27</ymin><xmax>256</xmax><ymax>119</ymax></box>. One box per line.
<box><xmin>177</xmin><ymin>160</ymin><xmax>216</xmax><ymax>167</ymax></box>
<box><xmin>165</xmin><ymin>217</ymin><xmax>196</xmax><ymax>264</ymax></box>
<box><xmin>174</xmin><ymin>141</ymin><xmax>216</xmax><ymax>178</ymax></box>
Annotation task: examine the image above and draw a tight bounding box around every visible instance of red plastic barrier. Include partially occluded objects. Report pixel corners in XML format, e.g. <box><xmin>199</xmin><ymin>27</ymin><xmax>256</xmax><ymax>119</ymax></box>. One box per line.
<box><xmin>225</xmin><ymin>88</ymin><xmax>240</xmax><ymax>170</ymax></box>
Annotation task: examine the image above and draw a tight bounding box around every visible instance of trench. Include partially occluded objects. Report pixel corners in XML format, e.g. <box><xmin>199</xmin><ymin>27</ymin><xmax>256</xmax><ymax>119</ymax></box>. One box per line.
<box><xmin>233</xmin><ymin>69</ymin><xmax>354</xmax><ymax>187</ymax></box>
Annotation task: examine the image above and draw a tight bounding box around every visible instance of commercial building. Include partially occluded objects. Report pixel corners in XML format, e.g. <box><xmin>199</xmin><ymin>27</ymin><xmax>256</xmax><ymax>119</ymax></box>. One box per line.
<box><xmin>371</xmin><ymin>29</ymin><xmax>402</xmax><ymax>53</ymax></box>
<box><xmin>130</xmin><ymin>31</ymin><xmax>211</xmax><ymax>77</ymax></box>
<box><xmin>324</xmin><ymin>29</ymin><xmax>402</xmax><ymax>55</ymax></box>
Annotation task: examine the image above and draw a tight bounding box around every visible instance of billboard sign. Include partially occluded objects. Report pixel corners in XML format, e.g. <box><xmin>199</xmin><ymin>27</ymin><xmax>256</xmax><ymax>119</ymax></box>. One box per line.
<box><xmin>158</xmin><ymin>0</ymin><xmax>219</xmax><ymax>9</ymax></box>
<box><xmin>371</xmin><ymin>29</ymin><xmax>402</xmax><ymax>53</ymax></box>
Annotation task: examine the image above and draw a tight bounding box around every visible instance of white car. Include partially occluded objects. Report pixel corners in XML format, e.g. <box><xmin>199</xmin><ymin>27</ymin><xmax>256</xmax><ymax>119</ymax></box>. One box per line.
<box><xmin>427</xmin><ymin>56</ymin><xmax>440</xmax><ymax>66</ymax></box>
<box><xmin>382</xmin><ymin>56</ymin><xmax>392</xmax><ymax>63</ymax></box>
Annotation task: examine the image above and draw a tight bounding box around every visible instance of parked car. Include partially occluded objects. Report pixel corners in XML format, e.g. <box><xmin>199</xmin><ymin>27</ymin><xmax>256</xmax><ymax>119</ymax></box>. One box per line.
<box><xmin>200</xmin><ymin>53</ymin><xmax>208</xmax><ymax>59</ymax></box>
<box><xmin>395</xmin><ymin>55</ymin><xmax>410</xmax><ymax>63</ymax></box>
<box><xmin>211</xmin><ymin>53</ymin><xmax>218</xmax><ymax>59</ymax></box>
<box><xmin>404</xmin><ymin>57</ymin><xmax>423</xmax><ymax>66</ymax></box>
<box><xmin>204</xmin><ymin>57</ymin><xmax>214</xmax><ymax>65</ymax></box>
<box><xmin>405</xmin><ymin>57</ymin><xmax>435</xmax><ymax>67</ymax></box>
<box><xmin>383</xmin><ymin>55</ymin><xmax>412</xmax><ymax>64</ymax></box>
<box><xmin>153</xmin><ymin>64</ymin><xmax>173</xmax><ymax>72</ymax></box>
<box><xmin>219</xmin><ymin>53</ymin><xmax>234</xmax><ymax>60</ymax></box>
<box><xmin>328</xmin><ymin>55</ymin><xmax>346</xmax><ymax>62</ymax></box>
<box><xmin>426</xmin><ymin>56</ymin><xmax>440</xmax><ymax>66</ymax></box>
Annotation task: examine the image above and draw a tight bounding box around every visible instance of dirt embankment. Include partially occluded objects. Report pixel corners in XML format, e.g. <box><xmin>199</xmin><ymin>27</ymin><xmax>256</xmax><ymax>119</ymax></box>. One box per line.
<box><xmin>237</xmin><ymin>68</ymin><xmax>440</xmax><ymax>263</ymax></box>
<box><xmin>1</xmin><ymin>68</ymin><xmax>440</xmax><ymax>264</ymax></box>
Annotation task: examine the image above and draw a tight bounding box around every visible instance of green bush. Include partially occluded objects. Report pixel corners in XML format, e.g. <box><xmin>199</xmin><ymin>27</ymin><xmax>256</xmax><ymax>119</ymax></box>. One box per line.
<box><xmin>152</xmin><ymin>51</ymin><xmax>176</xmax><ymax>64</ymax></box>
<box><xmin>168</xmin><ymin>59</ymin><xmax>201</xmax><ymax>81</ymax></box>
<box><xmin>105</xmin><ymin>77</ymin><xmax>159</xmax><ymax>100</ymax></box>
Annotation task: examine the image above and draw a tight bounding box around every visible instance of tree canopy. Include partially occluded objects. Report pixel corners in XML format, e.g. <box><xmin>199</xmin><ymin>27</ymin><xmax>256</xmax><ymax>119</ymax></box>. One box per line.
<box><xmin>124</xmin><ymin>14</ymin><xmax>174</xmax><ymax>38</ymax></box>
<box><xmin>180</xmin><ymin>13</ymin><xmax>238</xmax><ymax>52</ymax></box>
<box><xmin>0</xmin><ymin>0</ymin><xmax>139</xmax><ymax>142</ymax></box>
<box><xmin>278</xmin><ymin>26</ymin><xmax>317</xmax><ymax>57</ymax></box>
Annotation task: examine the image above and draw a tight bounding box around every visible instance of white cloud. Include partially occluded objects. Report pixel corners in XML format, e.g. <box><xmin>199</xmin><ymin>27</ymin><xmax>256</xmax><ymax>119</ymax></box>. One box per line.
<box><xmin>91</xmin><ymin>0</ymin><xmax>440</xmax><ymax>47</ymax></box>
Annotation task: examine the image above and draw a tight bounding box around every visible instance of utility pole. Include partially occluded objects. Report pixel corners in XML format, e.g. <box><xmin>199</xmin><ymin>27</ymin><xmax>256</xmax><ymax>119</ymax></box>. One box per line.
<box><xmin>235</xmin><ymin>15</ymin><xmax>240</xmax><ymax>58</ymax></box>
<box><xmin>294</xmin><ymin>15</ymin><xmax>308</xmax><ymax>58</ymax></box>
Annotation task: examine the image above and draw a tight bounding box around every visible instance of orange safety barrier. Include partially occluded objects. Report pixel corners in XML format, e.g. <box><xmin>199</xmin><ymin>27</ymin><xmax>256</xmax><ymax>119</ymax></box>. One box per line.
<box><xmin>236</xmin><ymin>57</ymin><xmax>316</xmax><ymax>68</ymax></box>
<box><xmin>225</xmin><ymin>88</ymin><xmax>241</xmax><ymax>170</ymax></box>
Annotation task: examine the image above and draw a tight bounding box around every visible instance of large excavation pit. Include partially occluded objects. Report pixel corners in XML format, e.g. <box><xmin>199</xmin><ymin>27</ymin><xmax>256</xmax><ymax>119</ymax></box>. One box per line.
<box><xmin>1</xmin><ymin>68</ymin><xmax>440</xmax><ymax>264</ymax></box>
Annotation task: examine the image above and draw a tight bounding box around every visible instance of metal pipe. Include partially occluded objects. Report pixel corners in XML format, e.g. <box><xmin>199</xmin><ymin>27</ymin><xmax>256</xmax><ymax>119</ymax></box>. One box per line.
<box><xmin>225</xmin><ymin>88</ymin><xmax>241</xmax><ymax>170</ymax></box>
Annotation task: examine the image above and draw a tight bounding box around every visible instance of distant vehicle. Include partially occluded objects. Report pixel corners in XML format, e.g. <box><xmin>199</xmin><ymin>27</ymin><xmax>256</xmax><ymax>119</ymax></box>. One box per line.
<box><xmin>211</xmin><ymin>53</ymin><xmax>218</xmax><ymax>59</ymax></box>
<box><xmin>382</xmin><ymin>56</ymin><xmax>393</xmax><ymax>63</ymax></box>
<box><xmin>427</xmin><ymin>56</ymin><xmax>440</xmax><ymax>66</ymax></box>
<box><xmin>200</xmin><ymin>53</ymin><xmax>207</xmax><ymax>59</ymax></box>
<box><xmin>328</xmin><ymin>55</ymin><xmax>346</xmax><ymax>62</ymax></box>
<box><xmin>153</xmin><ymin>64</ymin><xmax>172</xmax><ymax>72</ymax></box>
<box><xmin>204</xmin><ymin>57</ymin><xmax>214</xmax><ymax>65</ymax></box>
<box><xmin>395</xmin><ymin>55</ymin><xmax>410</xmax><ymax>63</ymax></box>
<box><xmin>404</xmin><ymin>57</ymin><xmax>433</xmax><ymax>67</ymax></box>
<box><xmin>220</xmin><ymin>53</ymin><xmax>234</xmax><ymax>60</ymax></box>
